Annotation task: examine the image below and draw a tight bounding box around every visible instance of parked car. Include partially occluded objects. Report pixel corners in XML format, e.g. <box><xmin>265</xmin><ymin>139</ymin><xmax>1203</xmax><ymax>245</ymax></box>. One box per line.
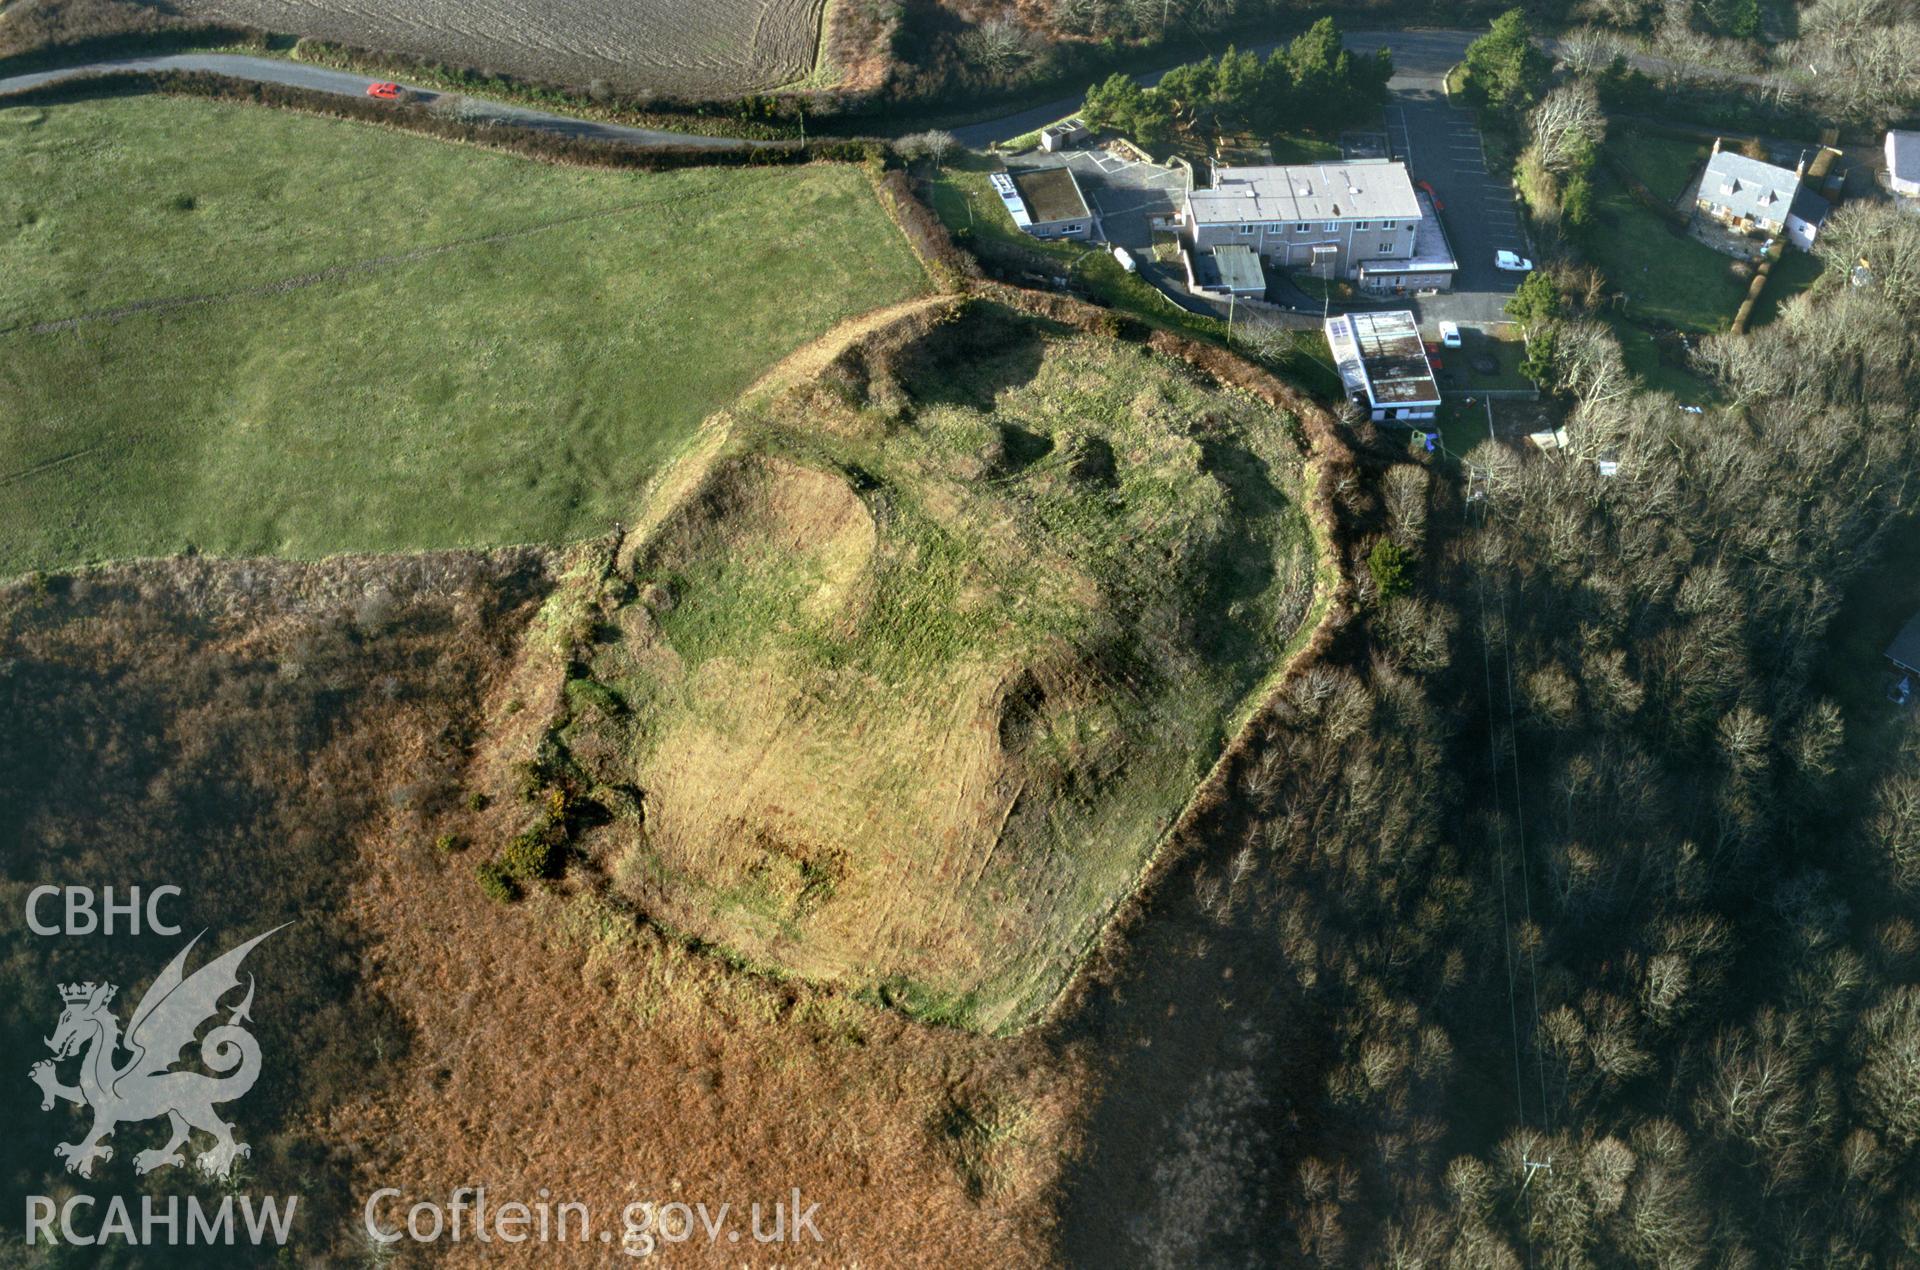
<box><xmin>1495</xmin><ymin>250</ymin><xmax>1534</xmax><ymax>272</ymax></box>
<box><xmin>1417</xmin><ymin>179</ymin><xmax>1445</xmax><ymax>212</ymax></box>
<box><xmin>366</xmin><ymin>82</ymin><xmax>402</xmax><ymax>100</ymax></box>
<box><xmin>1439</xmin><ymin>320</ymin><xmax>1462</xmax><ymax>348</ymax></box>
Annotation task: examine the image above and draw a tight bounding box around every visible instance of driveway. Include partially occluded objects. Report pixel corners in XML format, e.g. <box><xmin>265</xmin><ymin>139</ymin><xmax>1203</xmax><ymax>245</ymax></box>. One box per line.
<box><xmin>1345</xmin><ymin>31</ymin><xmax>1528</xmax><ymax>326</ymax></box>
<box><xmin>1385</xmin><ymin>96</ymin><xmax>1528</xmax><ymax>323</ymax></box>
<box><xmin>0</xmin><ymin>52</ymin><xmax>759</xmax><ymax>149</ymax></box>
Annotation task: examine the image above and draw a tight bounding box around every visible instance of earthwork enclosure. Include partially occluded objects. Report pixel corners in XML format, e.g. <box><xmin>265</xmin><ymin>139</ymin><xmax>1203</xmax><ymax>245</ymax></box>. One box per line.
<box><xmin>505</xmin><ymin>301</ymin><xmax>1329</xmax><ymax>1033</ymax></box>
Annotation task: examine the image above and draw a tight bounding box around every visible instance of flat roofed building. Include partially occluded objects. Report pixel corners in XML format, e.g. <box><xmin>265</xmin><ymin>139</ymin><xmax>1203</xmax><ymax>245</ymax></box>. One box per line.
<box><xmin>1356</xmin><ymin>189</ymin><xmax>1458</xmax><ymax>294</ymax></box>
<box><xmin>1188</xmin><ymin>243</ymin><xmax>1266</xmax><ymax>296</ymax></box>
<box><xmin>1008</xmin><ymin>166</ymin><xmax>1094</xmax><ymax>239</ymax></box>
<box><xmin>1184</xmin><ymin>160</ymin><xmax>1421</xmax><ymax>281</ymax></box>
<box><xmin>1323</xmin><ymin>309</ymin><xmax>1441</xmax><ymax>422</ymax></box>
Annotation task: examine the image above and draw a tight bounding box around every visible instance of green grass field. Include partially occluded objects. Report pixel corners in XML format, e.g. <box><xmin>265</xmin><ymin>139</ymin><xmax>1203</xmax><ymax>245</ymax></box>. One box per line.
<box><xmin>1611</xmin><ymin>319</ymin><xmax>1716</xmax><ymax>402</ymax></box>
<box><xmin>0</xmin><ymin>96</ymin><xmax>929</xmax><ymax>573</ymax></box>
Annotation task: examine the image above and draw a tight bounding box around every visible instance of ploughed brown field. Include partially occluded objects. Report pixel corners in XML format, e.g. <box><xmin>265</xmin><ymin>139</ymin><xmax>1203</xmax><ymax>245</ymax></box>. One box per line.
<box><xmin>170</xmin><ymin>0</ymin><xmax>828</xmax><ymax>95</ymax></box>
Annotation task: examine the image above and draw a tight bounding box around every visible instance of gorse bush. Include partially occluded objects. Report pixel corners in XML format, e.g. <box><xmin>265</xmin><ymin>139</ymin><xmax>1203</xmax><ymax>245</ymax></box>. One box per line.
<box><xmin>498</xmin><ymin>830</ymin><xmax>555</xmax><ymax>881</ymax></box>
<box><xmin>474</xmin><ymin>860</ymin><xmax>515</xmax><ymax>903</ymax></box>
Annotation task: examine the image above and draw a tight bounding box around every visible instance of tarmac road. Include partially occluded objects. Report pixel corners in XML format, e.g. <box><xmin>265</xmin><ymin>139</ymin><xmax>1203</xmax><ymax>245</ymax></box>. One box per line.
<box><xmin>0</xmin><ymin>52</ymin><xmax>762</xmax><ymax>149</ymax></box>
<box><xmin>951</xmin><ymin>27</ymin><xmax>1762</xmax><ymax>149</ymax></box>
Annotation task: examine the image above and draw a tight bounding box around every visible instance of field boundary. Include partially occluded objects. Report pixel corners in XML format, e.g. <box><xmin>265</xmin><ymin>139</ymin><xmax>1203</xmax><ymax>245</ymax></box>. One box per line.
<box><xmin>775</xmin><ymin>0</ymin><xmax>839</xmax><ymax>93</ymax></box>
<box><xmin>0</xmin><ymin>69</ymin><xmax>894</xmax><ymax>170</ymax></box>
<box><xmin>283</xmin><ymin>38</ymin><xmax>799</xmax><ymax>140</ymax></box>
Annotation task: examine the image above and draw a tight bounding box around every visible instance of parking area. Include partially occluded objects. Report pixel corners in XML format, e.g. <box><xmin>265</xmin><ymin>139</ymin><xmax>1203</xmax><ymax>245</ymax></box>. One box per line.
<box><xmin>1005</xmin><ymin>147</ymin><xmax>1189</xmax><ymax>251</ymax></box>
<box><xmin>1385</xmin><ymin>92</ymin><xmax>1531</xmax><ymax>324</ymax></box>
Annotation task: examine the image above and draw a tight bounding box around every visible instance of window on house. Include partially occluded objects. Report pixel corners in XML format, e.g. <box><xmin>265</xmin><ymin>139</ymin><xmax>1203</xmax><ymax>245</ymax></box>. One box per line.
<box><xmin>1324</xmin><ymin>221</ymin><xmax>1338</xmax><ymax>232</ymax></box>
<box><xmin>1354</xmin><ymin>220</ymin><xmax>1369</xmax><ymax>230</ymax></box>
<box><xmin>1294</xmin><ymin>223</ymin><xmax>1308</xmax><ymax>234</ymax></box>
<box><xmin>1240</xmin><ymin>224</ymin><xmax>1254</xmax><ymax>235</ymax></box>
<box><xmin>1380</xmin><ymin>241</ymin><xmax>1394</xmax><ymax>252</ymax></box>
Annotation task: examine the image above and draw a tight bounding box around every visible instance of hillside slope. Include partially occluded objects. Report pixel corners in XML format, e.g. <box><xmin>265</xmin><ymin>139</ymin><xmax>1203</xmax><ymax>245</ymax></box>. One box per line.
<box><xmin>488</xmin><ymin>299</ymin><xmax>1329</xmax><ymax>1032</ymax></box>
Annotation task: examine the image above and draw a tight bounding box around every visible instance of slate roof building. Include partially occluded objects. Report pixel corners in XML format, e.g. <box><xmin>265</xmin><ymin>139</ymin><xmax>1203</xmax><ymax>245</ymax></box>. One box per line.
<box><xmin>1888</xmin><ymin>610</ymin><xmax>1920</xmax><ymax>677</ymax></box>
<box><xmin>1696</xmin><ymin>140</ymin><xmax>1830</xmax><ymax>250</ymax></box>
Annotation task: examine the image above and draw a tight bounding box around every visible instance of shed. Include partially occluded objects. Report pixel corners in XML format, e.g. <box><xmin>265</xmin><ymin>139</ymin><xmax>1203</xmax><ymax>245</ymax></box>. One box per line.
<box><xmin>1040</xmin><ymin>118</ymin><xmax>1091</xmax><ymax>153</ymax></box>
<box><xmin>1888</xmin><ymin>610</ymin><xmax>1920</xmax><ymax>676</ymax></box>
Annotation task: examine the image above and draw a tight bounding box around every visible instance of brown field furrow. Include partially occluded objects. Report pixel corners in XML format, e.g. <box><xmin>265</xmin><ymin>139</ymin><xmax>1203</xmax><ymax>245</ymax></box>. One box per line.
<box><xmin>167</xmin><ymin>0</ymin><xmax>820</xmax><ymax>95</ymax></box>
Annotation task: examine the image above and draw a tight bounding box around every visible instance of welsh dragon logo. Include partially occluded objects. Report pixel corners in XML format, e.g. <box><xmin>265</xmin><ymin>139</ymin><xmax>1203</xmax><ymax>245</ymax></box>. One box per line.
<box><xmin>28</xmin><ymin>926</ymin><xmax>285</xmax><ymax>1180</ymax></box>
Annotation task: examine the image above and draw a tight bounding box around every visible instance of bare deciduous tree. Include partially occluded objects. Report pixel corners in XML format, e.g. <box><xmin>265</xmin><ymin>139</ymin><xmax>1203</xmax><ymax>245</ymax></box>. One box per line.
<box><xmin>1557</xmin><ymin>26</ymin><xmax>1621</xmax><ymax>75</ymax></box>
<box><xmin>960</xmin><ymin>13</ymin><xmax>1041</xmax><ymax>75</ymax></box>
<box><xmin>897</xmin><ymin>129</ymin><xmax>959</xmax><ymax>167</ymax></box>
<box><xmin>1854</xmin><ymin>985</ymin><xmax>1920</xmax><ymax>1152</ymax></box>
<box><xmin>1529</xmin><ymin>81</ymin><xmax>1608</xmax><ymax>174</ymax></box>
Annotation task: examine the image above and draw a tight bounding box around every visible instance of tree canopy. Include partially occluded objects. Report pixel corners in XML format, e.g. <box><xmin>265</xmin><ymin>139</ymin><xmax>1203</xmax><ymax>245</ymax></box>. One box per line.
<box><xmin>1078</xmin><ymin>18</ymin><xmax>1391</xmax><ymax>146</ymax></box>
<box><xmin>1465</xmin><ymin>8</ymin><xmax>1551</xmax><ymax>113</ymax></box>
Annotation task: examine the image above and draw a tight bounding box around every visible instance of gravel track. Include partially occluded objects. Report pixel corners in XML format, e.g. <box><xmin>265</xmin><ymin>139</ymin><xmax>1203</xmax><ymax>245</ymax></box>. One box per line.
<box><xmin>164</xmin><ymin>0</ymin><xmax>825</xmax><ymax>96</ymax></box>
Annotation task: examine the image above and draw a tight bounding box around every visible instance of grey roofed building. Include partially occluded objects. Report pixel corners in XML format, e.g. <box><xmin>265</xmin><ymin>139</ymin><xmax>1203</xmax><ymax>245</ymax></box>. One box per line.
<box><xmin>1190</xmin><ymin>244</ymin><xmax>1266</xmax><ymax>296</ymax></box>
<box><xmin>1889</xmin><ymin>130</ymin><xmax>1920</xmax><ymax>197</ymax></box>
<box><xmin>1697</xmin><ymin>142</ymin><xmax>1830</xmax><ymax>247</ymax></box>
<box><xmin>1187</xmin><ymin>159</ymin><xmax>1421</xmax><ymax>228</ymax></box>
<box><xmin>1888</xmin><ymin>610</ymin><xmax>1920</xmax><ymax>676</ymax></box>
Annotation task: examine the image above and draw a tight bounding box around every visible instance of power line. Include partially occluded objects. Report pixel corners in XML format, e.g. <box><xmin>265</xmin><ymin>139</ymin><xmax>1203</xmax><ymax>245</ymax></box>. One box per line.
<box><xmin>1498</xmin><ymin>583</ymin><xmax>1554</xmax><ymax>1131</ymax></box>
<box><xmin>1473</xmin><ymin>509</ymin><xmax>1530</xmax><ymax>1133</ymax></box>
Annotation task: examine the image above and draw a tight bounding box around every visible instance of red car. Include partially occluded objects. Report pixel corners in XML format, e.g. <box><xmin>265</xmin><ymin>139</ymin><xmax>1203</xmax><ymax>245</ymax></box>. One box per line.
<box><xmin>1417</xmin><ymin>179</ymin><xmax>1444</xmax><ymax>212</ymax></box>
<box><xmin>365</xmin><ymin>82</ymin><xmax>402</xmax><ymax>100</ymax></box>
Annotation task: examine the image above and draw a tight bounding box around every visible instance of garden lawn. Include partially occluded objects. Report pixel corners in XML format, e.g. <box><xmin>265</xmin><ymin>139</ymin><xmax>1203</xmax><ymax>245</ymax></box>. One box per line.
<box><xmin>1611</xmin><ymin>132</ymin><xmax>1712</xmax><ymax>204</ymax></box>
<box><xmin>0</xmin><ymin>95</ymin><xmax>928</xmax><ymax>573</ymax></box>
<box><xmin>1585</xmin><ymin>162</ymin><xmax>1746</xmax><ymax>333</ymax></box>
